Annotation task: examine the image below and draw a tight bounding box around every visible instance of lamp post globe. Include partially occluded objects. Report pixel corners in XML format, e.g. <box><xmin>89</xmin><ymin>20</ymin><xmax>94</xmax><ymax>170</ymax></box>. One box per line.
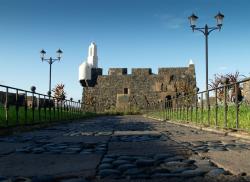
<box><xmin>215</xmin><ymin>12</ymin><xmax>225</xmax><ymax>28</ymax></box>
<box><xmin>56</xmin><ymin>49</ymin><xmax>63</xmax><ymax>60</ymax></box>
<box><xmin>188</xmin><ymin>13</ymin><xmax>198</xmax><ymax>31</ymax></box>
<box><xmin>40</xmin><ymin>49</ymin><xmax>46</xmax><ymax>61</ymax></box>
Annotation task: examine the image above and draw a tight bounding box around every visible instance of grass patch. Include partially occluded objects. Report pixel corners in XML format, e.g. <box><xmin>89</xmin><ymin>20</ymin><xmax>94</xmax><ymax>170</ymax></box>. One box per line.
<box><xmin>0</xmin><ymin>105</ymin><xmax>142</xmax><ymax>128</ymax></box>
<box><xmin>101</xmin><ymin>106</ymin><xmax>141</xmax><ymax>116</ymax></box>
<box><xmin>0</xmin><ymin>106</ymin><xmax>96</xmax><ymax>128</ymax></box>
<box><xmin>146</xmin><ymin>104</ymin><xmax>250</xmax><ymax>132</ymax></box>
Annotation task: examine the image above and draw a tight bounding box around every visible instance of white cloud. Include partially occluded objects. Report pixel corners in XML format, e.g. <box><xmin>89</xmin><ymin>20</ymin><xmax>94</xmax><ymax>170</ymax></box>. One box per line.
<box><xmin>154</xmin><ymin>13</ymin><xmax>186</xmax><ymax>29</ymax></box>
<box><xmin>219</xmin><ymin>66</ymin><xmax>228</xmax><ymax>70</ymax></box>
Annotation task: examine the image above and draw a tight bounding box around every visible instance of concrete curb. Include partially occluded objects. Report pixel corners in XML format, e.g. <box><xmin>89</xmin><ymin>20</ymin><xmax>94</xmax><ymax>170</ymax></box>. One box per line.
<box><xmin>144</xmin><ymin>115</ymin><xmax>250</xmax><ymax>142</ymax></box>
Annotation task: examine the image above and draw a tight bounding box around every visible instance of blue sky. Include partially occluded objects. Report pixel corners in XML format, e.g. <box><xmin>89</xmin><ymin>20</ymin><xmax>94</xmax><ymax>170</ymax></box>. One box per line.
<box><xmin>0</xmin><ymin>0</ymin><xmax>249</xmax><ymax>101</ymax></box>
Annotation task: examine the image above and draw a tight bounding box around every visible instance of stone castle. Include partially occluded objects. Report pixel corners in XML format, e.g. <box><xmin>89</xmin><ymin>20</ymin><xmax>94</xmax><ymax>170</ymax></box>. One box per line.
<box><xmin>79</xmin><ymin>42</ymin><xmax>196</xmax><ymax>112</ymax></box>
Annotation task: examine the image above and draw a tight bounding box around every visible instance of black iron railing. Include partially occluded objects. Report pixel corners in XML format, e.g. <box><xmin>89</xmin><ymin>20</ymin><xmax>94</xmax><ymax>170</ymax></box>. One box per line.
<box><xmin>146</xmin><ymin>78</ymin><xmax>250</xmax><ymax>132</ymax></box>
<box><xmin>0</xmin><ymin>84</ymin><xmax>85</xmax><ymax>128</ymax></box>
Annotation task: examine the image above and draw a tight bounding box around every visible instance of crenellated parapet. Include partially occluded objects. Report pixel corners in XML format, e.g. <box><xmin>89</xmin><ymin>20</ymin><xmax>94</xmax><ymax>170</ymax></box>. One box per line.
<box><xmin>108</xmin><ymin>68</ymin><xmax>127</xmax><ymax>75</ymax></box>
<box><xmin>132</xmin><ymin>68</ymin><xmax>152</xmax><ymax>76</ymax></box>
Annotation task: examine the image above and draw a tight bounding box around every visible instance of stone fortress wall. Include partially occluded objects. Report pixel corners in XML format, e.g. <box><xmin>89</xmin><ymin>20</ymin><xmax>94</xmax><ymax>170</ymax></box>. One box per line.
<box><xmin>79</xmin><ymin>42</ymin><xmax>196</xmax><ymax>112</ymax></box>
<box><xmin>81</xmin><ymin>64</ymin><xmax>196</xmax><ymax>112</ymax></box>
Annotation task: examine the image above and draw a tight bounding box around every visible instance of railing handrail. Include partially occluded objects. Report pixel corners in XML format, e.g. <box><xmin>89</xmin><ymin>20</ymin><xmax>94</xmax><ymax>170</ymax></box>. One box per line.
<box><xmin>0</xmin><ymin>83</ymin><xmax>85</xmax><ymax>128</ymax></box>
<box><xmin>0</xmin><ymin>84</ymin><xmax>80</xmax><ymax>104</ymax></box>
<box><xmin>197</xmin><ymin>77</ymin><xmax>250</xmax><ymax>95</ymax></box>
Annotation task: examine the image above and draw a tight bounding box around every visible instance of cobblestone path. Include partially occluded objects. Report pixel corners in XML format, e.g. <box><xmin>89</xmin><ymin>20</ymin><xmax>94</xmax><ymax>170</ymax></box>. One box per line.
<box><xmin>0</xmin><ymin>116</ymin><xmax>249</xmax><ymax>182</ymax></box>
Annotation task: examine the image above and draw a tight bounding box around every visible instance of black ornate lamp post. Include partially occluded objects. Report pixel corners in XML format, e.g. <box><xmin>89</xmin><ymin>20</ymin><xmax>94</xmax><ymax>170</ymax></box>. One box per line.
<box><xmin>40</xmin><ymin>49</ymin><xmax>63</xmax><ymax>96</ymax></box>
<box><xmin>188</xmin><ymin>12</ymin><xmax>224</xmax><ymax>108</ymax></box>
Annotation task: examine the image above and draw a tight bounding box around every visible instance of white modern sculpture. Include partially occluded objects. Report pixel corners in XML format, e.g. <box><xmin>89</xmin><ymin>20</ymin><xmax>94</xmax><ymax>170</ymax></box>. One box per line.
<box><xmin>79</xmin><ymin>42</ymin><xmax>98</xmax><ymax>81</ymax></box>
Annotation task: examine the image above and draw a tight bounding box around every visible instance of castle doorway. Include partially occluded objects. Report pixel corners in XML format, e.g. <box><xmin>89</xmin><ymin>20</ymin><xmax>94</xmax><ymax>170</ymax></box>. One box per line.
<box><xmin>165</xmin><ymin>95</ymin><xmax>172</xmax><ymax>108</ymax></box>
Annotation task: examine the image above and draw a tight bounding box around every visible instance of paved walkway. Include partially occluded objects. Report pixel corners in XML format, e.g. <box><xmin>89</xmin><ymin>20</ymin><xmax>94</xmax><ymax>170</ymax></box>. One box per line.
<box><xmin>0</xmin><ymin>115</ymin><xmax>249</xmax><ymax>182</ymax></box>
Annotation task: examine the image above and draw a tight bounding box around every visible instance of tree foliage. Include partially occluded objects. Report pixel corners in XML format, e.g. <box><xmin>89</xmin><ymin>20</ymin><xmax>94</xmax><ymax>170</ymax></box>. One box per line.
<box><xmin>209</xmin><ymin>71</ymin><xmax>244</xmax><ymax>102</ymax></box>
<box><xmin>52</xmin><ymin>83</ymin><xmax>67</xmax><ymax>102</ymax></box>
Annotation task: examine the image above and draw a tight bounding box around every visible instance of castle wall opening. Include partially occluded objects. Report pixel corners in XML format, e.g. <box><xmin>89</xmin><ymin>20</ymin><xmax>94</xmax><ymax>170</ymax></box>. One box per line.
<box><xmin>124</xmin><ymin>88</ymin><xmax>129</xmax><ymax>94</ymax></box>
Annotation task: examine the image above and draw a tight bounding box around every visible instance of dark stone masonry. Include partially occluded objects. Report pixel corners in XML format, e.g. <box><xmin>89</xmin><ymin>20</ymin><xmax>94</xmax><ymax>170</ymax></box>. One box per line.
<box><xmin>80</xmin><ymin>64</ymin><xmax>196</xmax><ymax>112</ymax></box>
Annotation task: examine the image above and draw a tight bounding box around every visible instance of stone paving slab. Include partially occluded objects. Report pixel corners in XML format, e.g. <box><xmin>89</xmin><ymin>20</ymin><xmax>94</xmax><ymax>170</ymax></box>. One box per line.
<box><xmin>113</xmin><ymin>131</ymin><xmax>159</xmax><ymax>136</ymax></box>
<box><xmin>173</xmin><ymin>132</ymin><xmax>237</xmax><ymax>143</ymax></box>
<box><xmin>0</xmin><ymin>142</ymin><xmax>28</xmax><ymax>155</ymax></box>
<box><xmin>108</xmin><ymin>141</ymin><xmax>191</xmax><ymax>156</ymax></box>
<box><xmin>0</xmin><ymin>154</ymin><xmax>102</xmax><ymax>177</ymax></box>
<box><xmin>49</xmin><ymin>136</ymin><xmax>110</xmax><ymax>143</ymax></box>
<box><xmin>202</xmin><ymin>150</ymin><xmax>250</xmax><ymax>175</ymax></box>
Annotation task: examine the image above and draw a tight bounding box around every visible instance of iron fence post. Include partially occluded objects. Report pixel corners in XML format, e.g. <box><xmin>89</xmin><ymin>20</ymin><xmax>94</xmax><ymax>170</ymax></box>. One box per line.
<box><xmin>161</xmin><ymin>101</ymin><xmax>163</xmax><ymax>120</ymax></box>
<box><xmin>171</xmin><ymin>100</ymin><xmax>173</xmax><ymax>120</ymax></box>
<box><xmin>182</xmin><ymin>102</ymin><xmax>184</xmax><ymax>121</ymax></box>
<box><xmin>195</xmin><ymin>93</ymin><xmax>198</xmax><ymax>124</ymax></box>
<box><xmin>67</xmin><ymin>101</ymin><xmax>69</xmax><ymax>119</ymax></box>
<box><xmin>169</xmin><ymin>101</ymin><xmax>171</xmax><ymax>120</ymax></box>
<box><xmin>163</xmin><ymin>101</ymin><xmax>166</xmax><ymax>121</ymax></box>
<box><xmin>215</xmin><ymin>88</ymin><xmax>218</xmax><ymax>127</ymax></box>
<box><xmin>60</xmin><ymin>100</ymin><xmax>63</xmax><ymax>120</ymax></box>
<box><xmin>73</xmin><ymin>102</ymin><xmax>76</xmax><ymax>119</ymax></box>
<box><xmin>190</xmin><ymin>95</ymin><xmax>193</xmax><ymax>122</ymax></box>
<box><xmin>69</xmin><ymin>101</ymin><xmax>71</xmax><ymax>119</ymax></box>
<box><xmin>38</xmin><ymin>94</ymin><xmax>41</xmax><ymax>121</ymax></box>
<box><xmin>201</xmin><ymin>93</ymin><xmax>204</xmax><ymax>124</ymax></box>
<box><xmin>49</xmin><ymin>96</ymin><xmax>51</xmax><ymax>122</ymax></box>
<box><xmin>63</xmin><ymin>101</ymin><xmax>66</xmax><ymax>120</ymax></box>
<box><xmin>180</xmin><ymin>102</ymin><xmax>182</xmax><ymax>121</ymax></box>
<box><xmin>235</xmin><ymin>83</ymin><xmax>239</xmax><ymax>129</ymax></box>
<box><xmin>66</xmin><ymin>100</ymin><xmax>69</xmax><ymax>119</ymax></box>
<box><xmin>53</xmin><ymin>99</ymin><xmax>56</xmax><ymax>121</ymax></box>
<box><xmin>57</xmin><ymin>100</ymin><xmax>59</xmax><ymax>120</ymax></box>
<box><xmin>177</xmin><ymin>98</ymin><xmax>179</xmax><ymax>120</ymax></box>
<box><xmin>77</xmin><ymin>102</ymin><xmax>80</xmax><ymax>119</ymax></box>
<box><xmin>15</xmin><ymin>90</ymin><xmax>19</xmax><ymax>125</ymax></box>
<box><xmin>174</xmin><ymin>97</ymin><xmax>176</xmax><ymax>120</ymax></box>
<box><xmin>32</xmin><ymin>92</ymin><xmax>35</xmax><ymax>123</ymax></box>
<box><xmin>168</xmin><ymin>100</ymin><xmax>170</xmax><ymax>120</ymax></box>
<box><xmin>224</xmin><ymin>85</ymin><xmax>228</xmax><ymax>128</ymax></box>
<box><xmin>167</xmin><ymin>101</ymin><xmax>169</xmax><ymax>120</ymax></box>
<box><xmin>207</xmin><ymin>90</ymin><xmax>210</xmax><ymax>126</ymax></box>
<box><xmin>25</xmin><ymin>91</ymin><xmax>28</xmax><ymax>124</ymax></box>
<box><xmin>5</xmin><ymin>87</ymin><xmax>9</xmax><ymax>126</ymax></box>
<box><xmin>44</xmin><ymin>95</ymin><xmax>47</xmax><ymax>121</ymax></box>
<box><xmin>186</xmin><ymin>97</ymin><xmax>189</xmax><ymax>121</ymax></box>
